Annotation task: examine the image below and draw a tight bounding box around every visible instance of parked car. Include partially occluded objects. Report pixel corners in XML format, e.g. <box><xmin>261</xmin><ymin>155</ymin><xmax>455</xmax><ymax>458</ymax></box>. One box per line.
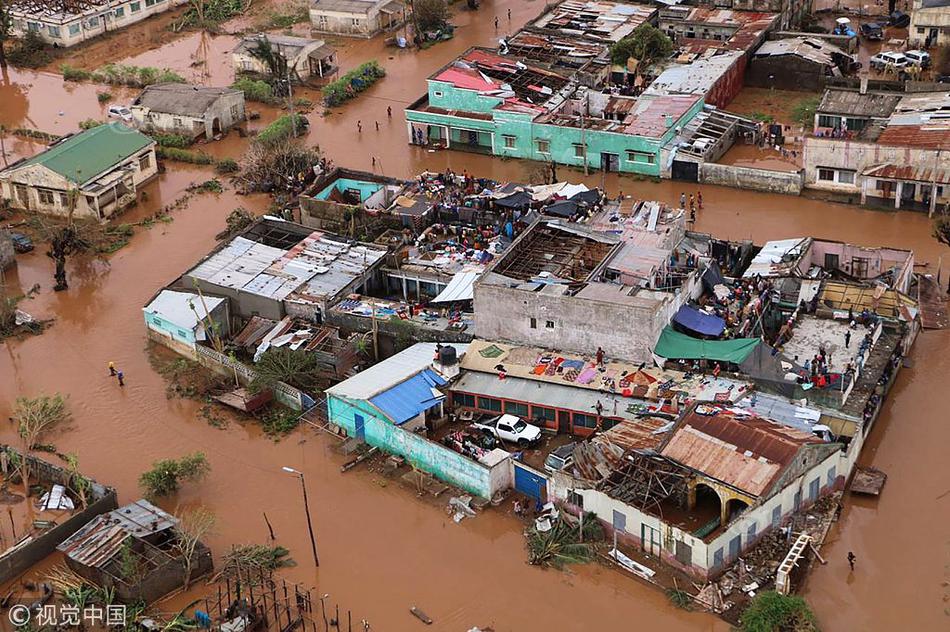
<box><xmin>473</xmin><ymin>414</ymin><xmax>542</xmax><ymax>446</ymax></box>
<box><xmin>888</xmin><ymin>11</ymin><xmax>910</xmax><ymax>28</ymax></box>
<box><xmin>904</xmin><ymin>50</ymin><xmax>932</xmax><ymax>68</ymax></box>
<box><xmin>861</xmin><ymin>22</ymin><xmax>884</xmax><ymax>40</ymax></box>
<box><xmin>544</xmin><ymin>442</ymin><xmax>576</xmax><ymax>474</ymax></box>
<box><xmin>107</xmin><ymin>105</ymin><xmax>132</xmax><ymax>121</ymax></box>
<box><xmin>869</xmin><ymin>51</ymin><xmax>909</xmax><ymax>71</ymax></box>
<box><xmin>9</xmin><ymin>232</ymin><xmax>34</xmax><ymax>253</ymax></box>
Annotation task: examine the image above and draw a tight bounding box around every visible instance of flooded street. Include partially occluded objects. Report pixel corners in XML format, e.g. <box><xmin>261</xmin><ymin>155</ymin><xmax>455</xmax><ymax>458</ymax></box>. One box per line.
<box><xmin>1</xmin><ymin>0</ymin><xmax>949</xmax><ymax>629</ymax></box>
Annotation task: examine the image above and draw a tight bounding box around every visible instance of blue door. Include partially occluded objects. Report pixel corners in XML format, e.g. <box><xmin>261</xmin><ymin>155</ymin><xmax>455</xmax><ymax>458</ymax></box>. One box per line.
<box><xmin>354</xmin><ymin>414</ymin><xmax>365</xmax><ymax>441</ymax></box>
<box><xmin>513</xmin><ymin>463</ymin><xmax>547</xmax><ymax>501</ymax></box>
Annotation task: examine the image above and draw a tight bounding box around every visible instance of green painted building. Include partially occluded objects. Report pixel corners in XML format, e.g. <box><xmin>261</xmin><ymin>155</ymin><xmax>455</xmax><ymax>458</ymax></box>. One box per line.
<box><xmin>405</xmin><ymin>48</ymin><xmax>704</xmax><ymax>177</ymax></box>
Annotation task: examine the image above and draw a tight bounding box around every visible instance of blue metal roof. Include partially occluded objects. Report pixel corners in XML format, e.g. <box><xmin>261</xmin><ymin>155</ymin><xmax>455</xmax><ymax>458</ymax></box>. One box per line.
<box><xmin>370</xmin><ymin>368</ymin><xmax>446</xmax><ymax>425</ymax></box>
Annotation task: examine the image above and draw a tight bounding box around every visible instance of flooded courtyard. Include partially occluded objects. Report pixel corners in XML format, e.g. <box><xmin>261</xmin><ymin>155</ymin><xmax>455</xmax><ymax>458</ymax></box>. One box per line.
<box><xmin>1</xmin><ymin>0</ymin><xmax>949</xmax><ymax>630</ymax></box>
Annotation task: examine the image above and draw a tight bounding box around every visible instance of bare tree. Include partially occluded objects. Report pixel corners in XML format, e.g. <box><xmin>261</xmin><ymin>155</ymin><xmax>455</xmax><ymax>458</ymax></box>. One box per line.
<box><xmin>174</xmin><ymin>506</ymin><xmax>216</xmax><ymax>590</ymax></box>
<box><xmin>12</xmin><ymin>394</ymin><xmax>71</xmax><ymax>501</ymax></box>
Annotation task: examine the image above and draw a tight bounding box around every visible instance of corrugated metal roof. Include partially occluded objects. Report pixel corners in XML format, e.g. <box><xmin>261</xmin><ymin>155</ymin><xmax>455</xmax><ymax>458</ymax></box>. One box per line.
<box><xmin>877</xmin><ymin>124</ymin><xmax>950</xmax><ymax>150</ymax></box>
<box><xmin>369</xmin><ymin>369</ymin><xmax>446</xmax><ymax>425</ymax></box>
<box><xmin>625</xmin><ymin>94</ymin><xmax>700</xmax><ymax>138</ymax></box>
<box><xmin>133</xmin><ymin>83</ymin><xmax>241</xmax><ymax>117</ymax></box>
<box><xmin>143</xmin><ymin>290</ymin><xmax>225</xmax><ymax>331</ymax></box>
<box><xmin>659</xmin><ymin>404</ymin><xmax>821</xmax><ymax>497</ymax></box>
<box><xmin>57</xmin><ymin>500</ymin><xmax>178</xmax><ymax>568</ymax></box>
<box><xmin>816</xmin><ymin>89</ymin><xmax>901</xmax><ymax>118</ymax></box>
<box><xmin>326</xmin><ymin>342</ymin><xmax>468</xmax><ymax>400</ymax></box>
<box><xmin>863</xmin><ymin>163</ymin><xmax>950</xmax><ymax>184</ymax></box>
<box><xmin>431</xmin><ymin>271</ymin><xmax>480</xmax><ymax>303</ymax></box>
<box><xmin>743</xmin><ymin>237</ymin><xmax>811</xmax><ymax>278</ymax></box>
<box><xmin>753</xmin><ymin>37</ymin><xmax>847</xmax><ymax>65</ymax></box>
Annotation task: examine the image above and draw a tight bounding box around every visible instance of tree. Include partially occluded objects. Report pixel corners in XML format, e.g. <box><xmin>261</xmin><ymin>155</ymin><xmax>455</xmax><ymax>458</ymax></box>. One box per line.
<box><xmin>38</xmin><ymin>189</ymin><xmax>90</xmax><ymax>292</ymax></box>
<box><xmin>139</xmin><ymin>452</ymin><xmax>210</xmax><ymax>500</ymax></box>
<box><xmin>174</xmin><ymin>507</ymin><xmax>215</xmax><ymax>590</ymax></box>
<box><xmin>250</xmin><ymin>347</ymin><xmax>327</xmax><ymax>394</ymax></box>
<box><xmin>0</xmin><ymin>0</ymin><xmax>12</xmax><ymax>68</ymax></box>
<box><xmin>12</xmin><ymin>394</ymin><xmax>71</xmax><ymax>500</ymax></box>
<box><xmin>609</xmin><ymin>24</ymin><xmax>674</xmax><ymax>66</ymax></box>
<box><xmin>63</xmin><ymin>453</ymin><xmax>91</xmax><ymax>509</ymax></box>
<box><xmin>791</xmin><ymin>96</ymin><xmax>820</xmax><ymax>128</ymax></box>
<box><xmin>740</xmin><ymin>591</ymin><xmax>819</xmax><ymax>632</ymax></box>
<box><xmin>413</xmin><ymin>0</ymin><xmax>450</xmax><ymax>32</ymax></box>
<box><xmin>248</xmin><ymin>36</ymin><xmax>297</xmax><ymax>94</ymax></box>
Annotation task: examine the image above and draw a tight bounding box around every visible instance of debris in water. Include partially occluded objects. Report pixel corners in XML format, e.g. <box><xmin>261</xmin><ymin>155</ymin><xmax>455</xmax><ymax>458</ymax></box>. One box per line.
<box><xmin>409</xmin><ymin>606</ymin><xmax>432</xmax><ymax>624</ymax></box>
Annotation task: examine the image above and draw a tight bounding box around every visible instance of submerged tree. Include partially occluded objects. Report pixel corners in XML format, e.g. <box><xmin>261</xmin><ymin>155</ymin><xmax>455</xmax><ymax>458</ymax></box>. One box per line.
<box><xmin>139</xmin><ymin>452</ymin><xmax>210</xmax><ymax>499</ymax></box>
<box><xmin>13</xmin><ymin>394</ymin><xmax>72</xmax><ymax>499</ymax></box>
<box><xmin>0</xmin><ymin>0</ymin><xmax>12</xmax><ymax>68</ymax></box>
<box><xmin>740</xmin><ymin>591</ymin><xmax>819</xmax><ymax>632</ymax></box>
<box><xmin>413</xmin><ymin>0</ymin><xmax>450</xmax><ymax>32</ymax></box>
<box><xmin>174</xmin><ymin>507</ymin><xmax>216</xmax><ymax>589</ymax></box>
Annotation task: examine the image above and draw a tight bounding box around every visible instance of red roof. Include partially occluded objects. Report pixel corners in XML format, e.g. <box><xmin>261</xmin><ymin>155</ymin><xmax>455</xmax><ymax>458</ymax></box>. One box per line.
<box><xmin>433</xmin><ymin>67</ymin><xmax>499</xmax><ymax>92</ymax></box>
<box><xmin>624</xmin><ymin>95</ymin><xmax>700</xmax><ymax>138</ymax></box>
<box><xmin>864</xmin><ymin>163</ymin><xmax>950</xmax><ymax>184</ymax></box>
<box><xmin>877</xmin><ymin>125</ymin><xmax>950</xmax><ymax>150</ymax></box>
<box><xmin>660</xmin><ymin>404</ymin><xmax>822</xmax><ymax>497</ymax></box>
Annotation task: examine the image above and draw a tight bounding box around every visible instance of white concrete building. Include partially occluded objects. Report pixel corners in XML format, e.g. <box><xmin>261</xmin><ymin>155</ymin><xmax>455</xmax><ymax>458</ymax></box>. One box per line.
<box><xmin>131</xmin><ymin>83</ymin><xmax>246</xmax><ymax>141</ymax></box>
<box><xmin>909</xmin><ymin>0</ymin><xmax>950</xmax><ymax>47</ymax></box>
<box><xmin>7</xmin><ymin>0</ymin><xmax>188</xmax><ymax>47</ymax></box>
<box><xmin>0</xmin><ymin>123</ymin><xmax>157</xmax><ymax>221</ymax></box>
<box><xmin>309</xmin><ymin>0</ymin><xmax>405</xmax><ymax>38</ymax></box>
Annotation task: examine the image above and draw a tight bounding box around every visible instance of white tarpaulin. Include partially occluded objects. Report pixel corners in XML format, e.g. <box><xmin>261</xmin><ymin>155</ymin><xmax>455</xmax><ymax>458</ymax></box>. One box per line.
<box><xmin>431</xmin><ymin>271</ymin><xmax>480</xmax><ymax>304</ymax></box>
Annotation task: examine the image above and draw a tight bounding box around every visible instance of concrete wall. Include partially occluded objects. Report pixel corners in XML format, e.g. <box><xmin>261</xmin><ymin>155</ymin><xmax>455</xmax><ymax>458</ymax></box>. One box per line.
<box><xmin>746</xmin><ymin>56</ymin><xmax>830</xmax><ymax>93</ymax></box>
<box><xmin>327</xmin><ymin>395</ymin><xmax>509</xmax><ymax>498</ymax></box>
<box><xmin>10</xmin><ymin>0</ymin><xmax>188</xmax><ymax>47</ymax></box>
<box><xmin>310</xmin><ymin>4</ymin><xmax>404</xmax><ymax>38</ymax></box>
<box><xmin>132</xmin><ymin>92</ymin><xmax>245</xmax><ymax>140</ymax></box>
<box><xmin>701</xmin><ymin>163</ymin><xmax>803</xmax><ymax>195</ymax></box>
<box><xmin>808</xmin><ymin>241</ymin><xmax>914</xmax><ymax>292</ymax></box>
<box><xmin>143</xmin><ymin>301</ymin><xmax>230</xmax><ymax>354</ymax></box>
<box><xmin>473</xmin><ymin>272</ymin><xmax>702</xmax><ymax>363</ymax></box>
<box><xmin>0</xmin><ymin>231</ymin><xmax>15</xmax><ymax>270</ymax></box>
<box><xmin>0</xmin><ymin>447</ymin><xmax>118</xmax><ymax>583</ymax></box>
<box><xmin>909</xmin><ymin>2</ymin><xmax>950</xmax><ymax>47</ymax></box>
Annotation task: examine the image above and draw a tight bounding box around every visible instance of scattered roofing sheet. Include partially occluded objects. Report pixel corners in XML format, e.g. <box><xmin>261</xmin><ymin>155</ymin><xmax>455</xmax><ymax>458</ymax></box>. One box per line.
<box><xmin>431</xmin><ymin>271</ymin><xmax>480</xmax><ymax>303</ymax></box>
<box><xmin>624</xmin><ymin>95</ymin><xmax>700</xmax><ymax>138</ymax></box>
<box><xmin>654</xmin><ymin>326</ymin><xmax>760</xmax><ymax>363</ymax></box>
<box><xmin>744</xmin><ymin>237</ymin><xmax>811</xmax><ymax>278</ymax></box>
<box><xmin>862</xmin><ymin>163</ymin><xmax>950</xmax><ymax>185</ymax></box>
<box><xmin>14</xmin><ymin>122</ymin><xmax>152</xmax><ymax>185</ymax></box>
<box><xmin>752</xmin><ymin>37</ymin><xmax>848</xmax><ymax>65</ymax></box>
<box><xmin>370</xmin><ymin>368</ymin><xmax>446</xmax><ymax>425</ymax></box>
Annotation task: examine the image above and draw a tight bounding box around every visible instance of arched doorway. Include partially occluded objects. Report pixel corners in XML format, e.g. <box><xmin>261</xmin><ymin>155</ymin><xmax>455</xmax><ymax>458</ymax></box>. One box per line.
<box><xmin>725</xmin><ymin>497</ymin><xmax>750</xmax><ymax>523</ymax></box>
<box><xmin>210</xmin><ymin>117</ymin><xmax>222</xmax><ymax>139</ymax></box>
<box><xmin>692</xmin><ymin>482</ymin><xmax>723</xmax><ymax>529</ymax></box>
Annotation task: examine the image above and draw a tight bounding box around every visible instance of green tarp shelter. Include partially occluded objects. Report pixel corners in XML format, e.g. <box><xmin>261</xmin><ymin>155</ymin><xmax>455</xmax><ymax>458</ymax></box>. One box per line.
<box><xmin>654</xmin><ymin>326</ymin><xmax>760</xmax><ymax>364</ymax></box>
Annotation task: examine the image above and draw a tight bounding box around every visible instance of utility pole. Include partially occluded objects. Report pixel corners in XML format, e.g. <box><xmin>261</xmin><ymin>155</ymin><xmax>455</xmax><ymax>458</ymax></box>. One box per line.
<box><xmin>581</xmin><ymin>91</ymin><xmax>589</xmax><ymax>176</ymax></box>
<box><xmin>282</xmin><ymin>467</ymin><xmax>319</xmax><ymax>568</ymax></box>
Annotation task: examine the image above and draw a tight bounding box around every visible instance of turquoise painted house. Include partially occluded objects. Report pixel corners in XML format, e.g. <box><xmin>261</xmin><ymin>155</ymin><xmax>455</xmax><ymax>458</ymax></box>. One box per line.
<box><xmin>405</xmin><ymin>48</ymin><xmax>704</xmax><ymax>177</ymax></box>
<box><xmin>143</xmin><ymin>289</ymin><xmax>230</xmax><ymax>357</ymax></box>
<box><xmin>325</xmin><ymin>342</ymin><xmax>513</xmax><ymax>498</ymax></box>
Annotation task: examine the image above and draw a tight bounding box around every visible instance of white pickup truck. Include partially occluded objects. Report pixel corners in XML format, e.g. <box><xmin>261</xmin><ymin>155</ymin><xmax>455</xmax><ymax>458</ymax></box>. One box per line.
<box><xmin>472</xmin><ymin>414</ymin><xmax>543</xmax><ymax>446</ymax></box>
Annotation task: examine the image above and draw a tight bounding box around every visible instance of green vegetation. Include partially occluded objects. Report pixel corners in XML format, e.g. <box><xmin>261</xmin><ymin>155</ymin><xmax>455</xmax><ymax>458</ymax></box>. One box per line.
<box><xmin>215</xmin><ymin>157</ymin><xmax>239</xmax><ymax>174</ymax></box>
<box><xmin>791</xmin><ymin>96</ymin><xmax>820</xmax><ymax>127</ymax></box>
<box><xmin>224</xmin><ymin>207</ymin><xmax>255</xmax><ymax>235</ymax></box>
<box><xmin>751</xmin><ymin>112</ymin><xmax>775</xmax><ymax>123</ymax></box>
<box><xmin>220</xmin><ymin>544</ymin><xmax>295</xmax><ymax>581</ymax></box>
<box><xmin>609</xmin><ymin>24</ymin><xmax>674</xmax><ymax>66</ymax></box>
<box><xmin>96</xmin><ymin>91</ymin><xmax>113</xmax><ymax>103</ymax></box>
<box><xmin>255</xmin><ymin>114</ymin><xmax>308</xmax><ymax>146</ymax></box>
<box><xmin>154</xmin><ymin>133</ymin><xmax>193</xmax><ymax>148</ymax></box>
<box><xmin>260</xmin><ymin>405</ymin><xmax>300</xmax><ymax>438</ymax></box>
<box><xmin>7</xmin><ymin>31</ymin><xmax>54</xmax><ymax>68</ymax></box>
<box><xmin>231</xmin><ymin>77</ymin><xmax>280</xmax><ymax>105</ymax></box>
<box><xmin>526</xmin><ymin>513</ymin><xmax>603</xmax><ymax>569</ymax></box>
<box><xmin>256</xmin><ymin>0</ymin><xmax>309</xmax><ymax>29</ymax></box>
<box><xmin>10</xmin><ymin>127</ymin><xmax>61</xmax><ymax>142</ymax></box>
<box><xmin>740</xmin><ymin>591</ymin><xmax>819</xmax><ymax>632</ymax></box>
<box><xmin>138</xmin><ymin>452</ymin><xmax>210</xmax><ymax>499</ymax></box>
<box><xmin>250</xmin><ymin>347</ymin><xmax>326</xmax><ymax>394</ymax></box>
<box><xmin>322</xmin><ymin>61</ymin><xmax>386</xmax><ymax>107</ymax></box>
<box><xmin>414</xmin><ymin>0</ymin><xmax>451</xmax><ymax>32</ymax></box>
<box><xmin>174</xmin><ymin>0</ymin><xmax>251</xmax><ymax>31</ymax></box>
<box><xmin>156</xmin><ymin>146</ymin><xmax>215</xmax><ymax>165</ymax></box>
<box><xmin>60</xmin><ymin>63</ymin><xmax>185</xmax><ymax>88</ymax></box>
<box><xmin>78</xmin><ymin>119</ymin><xmax>104</xmax><ymax>130</ymax></box>
<box><xmin>666</xmin><ymin>587</ymin><xmax>693</xmax><ymax>610</ymax></box>
<box><xmin>188</xmin><ymin>179</ymin><xmax>224</xmax><ymax>194</ymax></box>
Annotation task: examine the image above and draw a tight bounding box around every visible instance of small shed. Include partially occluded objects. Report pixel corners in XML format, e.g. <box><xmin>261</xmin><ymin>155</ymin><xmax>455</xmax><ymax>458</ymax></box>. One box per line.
<box><xmin>143</xmin><ymin>289</ymin><xmax>230</xmax><ymax>357</ymax></box>
<box><xmin>232</xmin><ymin>34</ymin><xmax>337</xmax><ymax>81</ymax></box>
<box><xmin>747</xmin><ymin>38</ymin><xmax>856</xmax><ymax>92</ymax></box>
<box><xmin>57</xmin><ymin>500</ymin><xmax>213</xmax><ymax>604</ymax></box>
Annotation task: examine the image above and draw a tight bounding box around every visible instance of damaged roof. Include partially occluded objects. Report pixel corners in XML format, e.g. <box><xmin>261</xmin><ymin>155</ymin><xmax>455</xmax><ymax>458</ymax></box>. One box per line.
<box><xmin>816</xmin><ymin>89</ymin><xmax>902</xmax><ymax>118</ymax></box>
<box><xmin>530</xmin><ymin>0</ymin><xmax>657</xmax><ymax>42</ymax></box>
<box><xmin>753</xmin><ymin>37</ymin><xmax>851</xmax><ymax>65</ymax></box>
<box><xmin>133</xmin><ymin>83</ymin><xmax>241</xmax><ymax>117</ymax></box>
<box><xmin>659</xmin><ymin>404</ymin><xmax>823</xmax><ymax>497</ymax></box>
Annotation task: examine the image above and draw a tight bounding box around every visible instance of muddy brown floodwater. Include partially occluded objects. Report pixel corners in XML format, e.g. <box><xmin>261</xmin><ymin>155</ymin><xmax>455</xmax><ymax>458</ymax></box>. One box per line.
<box><xmin>2</xmin><ymin>0</ymin><xmax>949</xmax><ymax>629</ymax></box>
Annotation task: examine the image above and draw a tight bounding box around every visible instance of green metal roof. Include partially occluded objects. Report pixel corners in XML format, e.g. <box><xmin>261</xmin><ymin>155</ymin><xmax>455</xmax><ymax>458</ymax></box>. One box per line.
<box><xmin>19</xmin><ymin>122</ymin><xmax>153</xmax><ymax>185</ymax></box>
<box><xmin>653</xmin><ymin>326</ymin><xmax>761</xmax><ymax>364</ymax></box>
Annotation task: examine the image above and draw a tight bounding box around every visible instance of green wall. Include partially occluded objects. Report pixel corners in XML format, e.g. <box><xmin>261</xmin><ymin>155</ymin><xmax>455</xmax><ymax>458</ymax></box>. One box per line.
<box><xmin>327</xmin><ymin>394</ymin><xmax>494</xmax><ymax>497</ymax></box>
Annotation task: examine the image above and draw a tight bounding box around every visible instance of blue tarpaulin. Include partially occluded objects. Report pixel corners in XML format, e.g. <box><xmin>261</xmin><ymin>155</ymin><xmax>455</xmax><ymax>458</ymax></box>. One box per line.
<box><xmin>672</xmin><ymin>304</ymin><xmax>726</xmax><ymax>337</ymax></box>
<box><xmin>370</xmin><ymin>368</ymin><xmax>446</xmax><ymax>425</ymax></box>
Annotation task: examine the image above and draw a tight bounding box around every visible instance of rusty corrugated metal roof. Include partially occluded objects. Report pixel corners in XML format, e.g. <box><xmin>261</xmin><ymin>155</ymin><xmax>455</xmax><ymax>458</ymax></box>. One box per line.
<box><xmin>877</xmin><ymin>125</ymin><xmax>950</xmax><ymax>150</ymax></box>
<box><xmin>659</xmin><ymin>404</ymin><xmax>820</xmax><ymax>497</ymax></box>
<box><xmin>863</xmin><ymin>163</ymin><xmax>950</xmax><ymax>184</ymax></box>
